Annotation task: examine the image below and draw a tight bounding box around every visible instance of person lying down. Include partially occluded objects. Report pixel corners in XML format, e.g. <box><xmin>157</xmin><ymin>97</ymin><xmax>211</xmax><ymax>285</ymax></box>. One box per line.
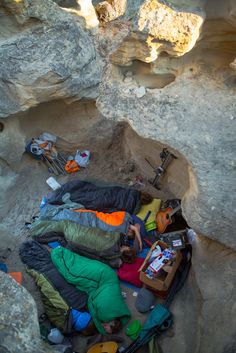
<box><xmin>30</xmin><ymin>218</ymin><xmax>144</xmax><ymax>268</ymax></box>
<box><xmin>19</xmin><ymin>241</ymin><xmax>130</xmax><ymax>335</ymax></box>
<box><xmin>72</xmin><ymin>311</ymin><xmax>122</xmax><ymax>335</ymax></box>
<box><xmin>47</xmin><ymin>179</ymin><xmax>152</xmax><ymax>214</ymax></box>
<box><xmin>40</xmin><ymin>190</ymin><xmax>153</xmax><ymax>236</ymax></box>
<box><xmin>51</xmin><ymin>246</ymin><xmax>131</xmax><ymax>334</ymax></box>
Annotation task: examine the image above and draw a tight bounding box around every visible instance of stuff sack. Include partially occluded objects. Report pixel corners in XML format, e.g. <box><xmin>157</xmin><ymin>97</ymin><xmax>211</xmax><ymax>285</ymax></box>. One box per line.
<box><xmin>75</xmin><ymin>150</ymin><xmax>90</xmax><ymax>167</ymax></box>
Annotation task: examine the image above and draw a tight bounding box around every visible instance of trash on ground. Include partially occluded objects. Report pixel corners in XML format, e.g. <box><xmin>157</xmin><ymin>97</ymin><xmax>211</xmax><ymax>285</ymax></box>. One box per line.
<box><xmin>46</xmin><ymin>177</ymin><xmax>61</xmax><ymax>191</ymax></box>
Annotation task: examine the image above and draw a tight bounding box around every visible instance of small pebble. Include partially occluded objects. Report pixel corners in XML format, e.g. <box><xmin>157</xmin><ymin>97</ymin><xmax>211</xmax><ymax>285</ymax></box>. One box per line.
<box><xmin>125</xmin><ymin>71</ymin><xmax>133</xmax><ymax>77</ymax></box>
<box><xmin>124</xmin><ymin>77</ymin><xmax>133</xmax><ymax>84</ymax></box>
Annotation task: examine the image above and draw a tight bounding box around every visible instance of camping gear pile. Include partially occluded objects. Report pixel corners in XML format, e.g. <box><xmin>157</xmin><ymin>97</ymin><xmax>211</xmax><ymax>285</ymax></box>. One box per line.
<box><xmin>18</xmin><ymin>178</ymin><xmax>193</xmax><ymax>353</ymax></box>
<box><xmin>25</xmin><ymin>132</ymin><xmax>90</xmax><ymax>175</ymax></box>
<box><xmin>26</xmin><ymin>132</ymin><xmax>67</xmax><ymax>175</ymax></box>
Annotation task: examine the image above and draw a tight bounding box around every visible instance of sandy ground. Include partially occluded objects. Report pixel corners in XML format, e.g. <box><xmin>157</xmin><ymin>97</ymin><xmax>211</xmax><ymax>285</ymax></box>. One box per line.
<box><xmin>1</xmin><ymin>131</ymin><xmax>175</xmax><ymax>353</ymax></box>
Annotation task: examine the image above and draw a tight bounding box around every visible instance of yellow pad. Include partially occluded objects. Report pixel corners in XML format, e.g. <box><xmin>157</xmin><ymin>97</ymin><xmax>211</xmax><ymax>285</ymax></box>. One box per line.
<box><xmin>137</xmin><ymin>199</ymin><xmax>161</xmax><ymax>231</ymax></box>
<box><xmin>87</xmin><ymin>342</ymin><xmax>118</xmax><ymax>353</ymax></box>
<box><xmin>136</xmin><ymin>199</ymin><xmax>161</xmax><ymax>223</ymax></box>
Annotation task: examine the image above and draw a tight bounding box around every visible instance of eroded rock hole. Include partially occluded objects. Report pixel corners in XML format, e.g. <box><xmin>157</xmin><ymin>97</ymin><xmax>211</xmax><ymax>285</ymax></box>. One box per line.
<box><xmin>0</xmin><ymin>99</ymin><xmax>192</xmax><ymax>352</ymax></box>
<box><xmin>121</xmin><ymin>60</ymin><xmax>176</xmax><ymax>89</ymax></box>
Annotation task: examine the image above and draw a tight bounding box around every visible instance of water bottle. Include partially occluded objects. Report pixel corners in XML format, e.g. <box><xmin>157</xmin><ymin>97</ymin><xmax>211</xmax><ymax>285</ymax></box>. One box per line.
<box><xmin>40</xmin><ymin>196</ymin><xmax>47</xmax><ymax>209</ymax></box>
<box><xmin>187</xmin><ymin>228</ymin><xmax>197</xmax><ymax>245</ymax></box>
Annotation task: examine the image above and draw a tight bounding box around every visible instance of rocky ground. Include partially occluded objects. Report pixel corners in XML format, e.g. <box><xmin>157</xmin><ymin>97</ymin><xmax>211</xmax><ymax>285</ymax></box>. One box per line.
<box><xmin>1</xmin><ymin>125</ymin><xmax>175</xmax><ymax>352</ymax></box>
<box><xmin>1</xmin><ymin>1</ymin><xmax>236</xmax><ymax>353</ymax></box>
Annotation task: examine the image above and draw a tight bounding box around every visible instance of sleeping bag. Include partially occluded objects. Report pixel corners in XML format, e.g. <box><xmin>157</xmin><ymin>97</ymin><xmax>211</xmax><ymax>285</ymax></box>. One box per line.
<box><xmin>47</xmin><ymin>179</ymin><xmax>141</xmax><ymax>214</ymax></box>
<box><xmin>51</xmin><ymin>246</ymin><xmax>131</xmax><ymax>333</ymax></box>
<box><xmin>30</xmin><ymin>220</ymin><xmax>122</xmax><ymax>267</ymax></box>
<box><xmin>19</xmin><ymin>241</ymin><xmax>88</xmax><ymax>333</ymax></box>
<box><xmin>40</xmin><ymin>204</ymin><xmax>132</xmax><ymax>234</ymax></box>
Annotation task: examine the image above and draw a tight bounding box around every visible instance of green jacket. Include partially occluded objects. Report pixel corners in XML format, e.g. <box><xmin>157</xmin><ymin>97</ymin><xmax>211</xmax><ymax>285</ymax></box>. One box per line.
<box><xmin>51</xmin><ymin>247</ymin><xmax>131</xmax><ymax>333</ymax></box>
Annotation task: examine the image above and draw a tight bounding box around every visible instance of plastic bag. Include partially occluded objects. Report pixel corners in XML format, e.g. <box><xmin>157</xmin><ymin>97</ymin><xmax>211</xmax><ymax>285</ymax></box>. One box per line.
<box><xmin>39</xmin><ymin>132</ymin><xmax>57</xmax><ymax>143</ymax></box>
<box><xmin>47</xmin><ymin>328</ymin><xmax>64</xmax><ymax>344</ymax></box>
<box><xmin>75</xmin><ymin>150</ymin><xmax>90</xmax><ymax>167</ymax></box>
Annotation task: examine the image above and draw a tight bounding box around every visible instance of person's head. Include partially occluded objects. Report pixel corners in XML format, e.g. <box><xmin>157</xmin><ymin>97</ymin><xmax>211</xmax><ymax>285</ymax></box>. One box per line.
<box><xmin>140</xmin><ymin>191</ymin><xmax>153</xmax><ymax>205</ymax></box>
<box><xmin>121</xmin><ymin>246</ymin><xmax>136</xmax><ymax>263</ymax></box>
<box><xmin>101</xmin><ymin>318</ymin><xmax>122</xmax><ymax>334</ymax></box>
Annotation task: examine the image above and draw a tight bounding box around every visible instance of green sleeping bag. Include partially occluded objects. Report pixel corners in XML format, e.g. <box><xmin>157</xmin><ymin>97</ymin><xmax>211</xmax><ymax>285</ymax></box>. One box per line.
<box><xmin>51</xmin><ymin>247</ymin><xmax>131</xmax><ymax>333</ymax></box>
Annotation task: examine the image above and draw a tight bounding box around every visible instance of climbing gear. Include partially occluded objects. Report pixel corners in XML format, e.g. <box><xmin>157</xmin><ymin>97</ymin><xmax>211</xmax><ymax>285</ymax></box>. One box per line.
<box><xmin>145</xmin><ymin>148</ymin><xmax>177</xmax><ymax>190</ymax></box>
<box><xmin>25</xmin><ymin>134</ymin><xmax>70</xmax><ymax>175</ymax></box>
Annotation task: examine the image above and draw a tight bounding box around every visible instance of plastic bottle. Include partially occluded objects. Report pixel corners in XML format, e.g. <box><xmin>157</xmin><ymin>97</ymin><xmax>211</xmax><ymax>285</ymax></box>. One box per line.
<box><xmin>40</xmin><ymin>196</ymin><xmax>47</xmax><ymax>209</ymax></box>
<box><xmin>187</xmin><ymin>228</ymin><xmax>197</xmax><ymax>245</ymax></box>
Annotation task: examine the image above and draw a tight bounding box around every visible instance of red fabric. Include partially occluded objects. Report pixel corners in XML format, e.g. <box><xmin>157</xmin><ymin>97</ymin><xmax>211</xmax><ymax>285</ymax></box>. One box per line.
<box><xmin>117</xmin><ymin>258</ymin><xmax>145</xmax><ymax>288</ymax></box>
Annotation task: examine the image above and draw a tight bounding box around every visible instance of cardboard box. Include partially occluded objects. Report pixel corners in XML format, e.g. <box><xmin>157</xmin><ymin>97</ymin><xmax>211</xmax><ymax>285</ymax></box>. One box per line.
<box><xmin>139</xmin><ymin>241</ymin><xmax>182</xmax><ymax>292</ymax></box>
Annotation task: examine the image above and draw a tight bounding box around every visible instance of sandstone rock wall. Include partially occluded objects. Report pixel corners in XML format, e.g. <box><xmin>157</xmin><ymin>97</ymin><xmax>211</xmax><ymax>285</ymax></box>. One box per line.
<box><xmin>0</xmin><ymin>271</ymin><xmax>60</xmax><ymax>353</ymax></box>
<box><xmin>0</xmin><ymin>1</ymin><xmax>236</xmax><ymax>353</ymax></box>
<box><xmin>0</xmin><ymin>0</ymin><xmax>103</xmax><ymax>117</ymax></box>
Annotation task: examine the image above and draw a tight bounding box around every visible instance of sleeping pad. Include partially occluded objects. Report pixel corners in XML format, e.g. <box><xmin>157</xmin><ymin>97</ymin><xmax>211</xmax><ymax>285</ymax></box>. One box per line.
<box><xmin>47</xmin><ymin>179</ymin><xmax>141</xmax><ymax>214</ymax></box>
<box><xmin>40</xmin><ymin>204</ymin><xmax>132</xmax><ymax>234</ymax></box>
<box><xmin>19</xmin><ymin>240</ymin><xmax>88</xmax><ymax>333</ymax></box>
<box><xmin>30</xmin><ymin>220</ymin><xmax>122</xmax><ymax>267</ymax></box>
<box><xmin>51</xmin><ymin>246</ymin><xmax>131</xmax><ymax>333</ymax></box>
